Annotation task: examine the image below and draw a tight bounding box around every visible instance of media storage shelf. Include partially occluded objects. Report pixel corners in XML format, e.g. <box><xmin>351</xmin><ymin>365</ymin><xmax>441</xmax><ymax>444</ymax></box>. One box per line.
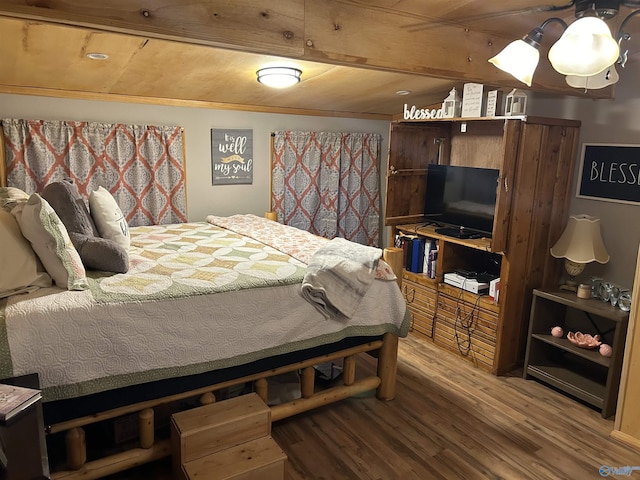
<box><xmin>524</xmin><ymin>289</ymin><xmax>629</xmax><ymax>418</ymax></box>
<box><xmin>397</xmin><ymin>224</ymin><xmax>493</xmax><ymax>252</ymax></box>
<box><xmin>385</xmin><ymin>116</ymin><xmax>581</xmax><ymax>374</ymax></box>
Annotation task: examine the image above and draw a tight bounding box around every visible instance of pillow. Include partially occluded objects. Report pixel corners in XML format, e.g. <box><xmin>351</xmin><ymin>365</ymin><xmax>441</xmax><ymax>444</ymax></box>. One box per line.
<box><xmin>12</xmin><ymin>194</ymin><xmax>89</xmax><ymax>291</ymax></box>
<box><xmin>89</xmin><ymin>187</ymin><xmax>130</xmax><ymax>249</ymax></box>
<box><xmin>41</xmin><ymin>180</ymin><xmax>99</xmax><ymax>238</ymax></box>
<box><xmin>0</xmin><ymin>187</ymin><xmax>30</xmax><ymax>212</ymax></box>
<box><xmin>42</xmin><ymin>180</ymin><xmax>129</xmax><ymax>273</ymax></box>
<box><xmin>0</xmin><ymin>210</ymin><xmax>52</xmax><ymax>298</ymax></box>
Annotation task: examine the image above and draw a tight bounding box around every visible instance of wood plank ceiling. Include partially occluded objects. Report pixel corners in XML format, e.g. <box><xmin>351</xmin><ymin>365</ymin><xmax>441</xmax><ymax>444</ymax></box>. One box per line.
<box><xmin>0</xmin><ymin>0</ymin><xmax>638</xmax><ymax>119</ymax></box>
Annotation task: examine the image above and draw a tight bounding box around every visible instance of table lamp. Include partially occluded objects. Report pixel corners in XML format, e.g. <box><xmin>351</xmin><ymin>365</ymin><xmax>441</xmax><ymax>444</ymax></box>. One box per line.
<box><xmin>550</xmin><ymin>214</ymin><xmax>609</xmax><ymax>291</ymax></box>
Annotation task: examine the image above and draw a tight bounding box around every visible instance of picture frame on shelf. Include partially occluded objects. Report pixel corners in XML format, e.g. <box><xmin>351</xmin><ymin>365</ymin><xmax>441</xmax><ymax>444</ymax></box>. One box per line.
<box><xmin>485</xmin><ymin>90</ymin><xmax>503</xmax><ymax>117</ymax></box>
<box><xmin>461</xmin><ymin>83</ymin><xmax>484</xmax><ymax>118</ymax></box>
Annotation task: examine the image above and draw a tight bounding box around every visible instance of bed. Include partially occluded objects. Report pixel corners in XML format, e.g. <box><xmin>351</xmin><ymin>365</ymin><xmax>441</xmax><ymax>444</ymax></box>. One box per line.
<box><xmin>1</xmin><ymin>210</ymin><xmax>408</xmax><ymax>479</ymax></box>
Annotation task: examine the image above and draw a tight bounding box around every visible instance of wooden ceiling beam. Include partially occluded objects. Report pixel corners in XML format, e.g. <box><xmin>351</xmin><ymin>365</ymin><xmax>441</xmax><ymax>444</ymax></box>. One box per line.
<box><xmin>0</xmin><ymin>0</ymin><xmax>611</xmax><ymax>99</ymax></box>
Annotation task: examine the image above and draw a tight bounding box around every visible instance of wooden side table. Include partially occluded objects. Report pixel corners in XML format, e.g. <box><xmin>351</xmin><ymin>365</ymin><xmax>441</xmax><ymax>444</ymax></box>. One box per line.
<box><xmin>524</xmin><ymin>289</ymin><xmax>629</xmax><ymax>418</ymax></box>
<box><xmin>0</xmin><ymin>374</ymin><xmax>50</xmax><ymax>480</ymax></box>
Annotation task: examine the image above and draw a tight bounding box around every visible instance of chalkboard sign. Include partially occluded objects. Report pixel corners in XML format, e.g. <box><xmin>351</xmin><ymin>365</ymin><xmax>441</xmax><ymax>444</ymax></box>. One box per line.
<box><xmin>576</xmin><ymin>143</ymin><xmax>640</xmax><ymax>205</ymax></box>
<box><xmin>211</xmin><ymin>128</ymin><xmax>253</xmax><ymax>185</ymax></box>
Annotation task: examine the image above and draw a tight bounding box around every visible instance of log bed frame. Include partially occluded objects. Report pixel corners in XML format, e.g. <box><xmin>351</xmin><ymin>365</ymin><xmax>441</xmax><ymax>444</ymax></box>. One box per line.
<box><xmin>47</xmin><ymin>245</ymin><xmax>403</xmax><ymax>480</ymax></box>
<box><xmin>1</xmin><ymin>132</ymin><xmax>405</xmax><ymax>479</ymax></box>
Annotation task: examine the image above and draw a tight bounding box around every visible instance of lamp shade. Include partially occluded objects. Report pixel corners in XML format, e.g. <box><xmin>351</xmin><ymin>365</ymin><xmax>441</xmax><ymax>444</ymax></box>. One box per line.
<box><xmin>548</xmin><ymin>17</ymin><xmax>620</xmax><ymax>76</ymax></box>
<box><xmin>256</xmin><ymin>67</ymin><xmax>302</xmax><ymax>88</ymax></box>
<box><xmin>550</xmin><ymin>214</ymin><xmax>610</xmax><ymax>264</ymax></box>
<box><xmin>488</xmin><ymin>39</ymin><xmax>540</xmax><ymax>87</ymax></box>
<box><xmin>566</xmin><ymin>63</ymin><xmax>619</xmax><ymax>89</ymax></box>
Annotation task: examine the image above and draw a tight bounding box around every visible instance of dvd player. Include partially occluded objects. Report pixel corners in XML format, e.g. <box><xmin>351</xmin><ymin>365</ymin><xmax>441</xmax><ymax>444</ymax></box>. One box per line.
<box><xmin>443</xmin><ymin>272</ymin><xmax>489</xmax><ymax>294</ymax></box>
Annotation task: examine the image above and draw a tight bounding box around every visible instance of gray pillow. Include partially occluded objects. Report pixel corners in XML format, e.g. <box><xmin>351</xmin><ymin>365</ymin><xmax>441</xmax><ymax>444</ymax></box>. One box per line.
<box><xmin>41</xmin><ymin>180</ymin><xmax>129</xmax><ymax>273</ymax></box>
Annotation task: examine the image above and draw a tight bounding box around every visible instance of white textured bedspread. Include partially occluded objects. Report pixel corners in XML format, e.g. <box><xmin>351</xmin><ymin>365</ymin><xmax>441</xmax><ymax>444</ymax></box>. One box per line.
<box><xmin>1</xmin><ymin>216</ymin><xmax>408</xmax><ymax>401</ymax></box>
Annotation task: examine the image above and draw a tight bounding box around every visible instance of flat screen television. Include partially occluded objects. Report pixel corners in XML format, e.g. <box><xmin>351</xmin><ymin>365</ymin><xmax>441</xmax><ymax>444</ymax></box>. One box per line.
<box><xmin>424</xmin><ymin>164</ymin><xmax>499</xmax><ymax>237</ymax></box>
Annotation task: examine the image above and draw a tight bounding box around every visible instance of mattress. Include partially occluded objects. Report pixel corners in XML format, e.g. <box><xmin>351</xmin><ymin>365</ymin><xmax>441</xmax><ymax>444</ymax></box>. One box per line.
<box><xmin>0</xmin><ymin>215</ymin><xmax>409</xmax><ymax>402</ymax></box>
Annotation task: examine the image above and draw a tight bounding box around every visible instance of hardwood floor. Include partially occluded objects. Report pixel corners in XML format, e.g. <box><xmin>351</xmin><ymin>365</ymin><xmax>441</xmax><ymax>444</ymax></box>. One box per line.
<box><xmin>105</xmin><ymin>333</ymin><xmax>639</xmax><ymax>479</ymax></box>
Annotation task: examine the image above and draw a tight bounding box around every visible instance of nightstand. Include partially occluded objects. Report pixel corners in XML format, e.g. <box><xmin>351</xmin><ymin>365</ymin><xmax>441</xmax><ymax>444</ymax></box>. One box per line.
<box><xmin>0</xmin><ymin>374</ymin><xmax>50</xmax><ymax>480</ymax></box>
<box><xmin>524</xmin><ymin>289</ymin><xmax>629</xmax><ymax>418</ymax></box>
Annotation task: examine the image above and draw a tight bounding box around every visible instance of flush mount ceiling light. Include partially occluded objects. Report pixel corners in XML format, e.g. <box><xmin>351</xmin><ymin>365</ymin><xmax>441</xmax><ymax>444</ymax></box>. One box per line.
<box><xmin>256</xmin><ymin>67</ymin><xmax>302</xmax><ymax>88</ymax></box>
<box><xmin>488</xmin><ymin>0</ymin><xmax>640</xmax><ymax>90</ymax></box>
<box><xmin>86</xmin><ymin>52</ymin><xmax>109</xmax><ymax>60</ymax></box>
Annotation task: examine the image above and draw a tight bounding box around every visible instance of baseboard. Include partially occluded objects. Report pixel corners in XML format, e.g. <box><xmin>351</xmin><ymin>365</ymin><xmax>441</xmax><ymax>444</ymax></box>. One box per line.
<box><xmin>610</xmin><ymin>429</ymin><xmax>640</xmax><ymax>452</ymax></box>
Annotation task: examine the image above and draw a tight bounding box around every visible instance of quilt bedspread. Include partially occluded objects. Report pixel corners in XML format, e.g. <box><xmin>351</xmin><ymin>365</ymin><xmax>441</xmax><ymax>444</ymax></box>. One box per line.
<box><xmin>0</xmin><ymin>217</ymin><xmax>409</xmax><ymax>402</ymax></box>
<box><xmin>88</xmin><ymin>221</ymin><xmax>307</xmax><ymax>303</ymax></box>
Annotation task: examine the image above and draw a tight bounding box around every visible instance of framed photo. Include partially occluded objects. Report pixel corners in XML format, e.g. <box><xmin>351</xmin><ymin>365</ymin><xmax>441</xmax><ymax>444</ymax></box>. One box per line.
<box><xmin>211</xmin><ymin>128</ymin><xmax>253</xmax><ymax>185</ymax></box>
<box><xmin>576</xmin><ymin>143</ymin><xmax>640</xmax><ymax>205</ymax></box>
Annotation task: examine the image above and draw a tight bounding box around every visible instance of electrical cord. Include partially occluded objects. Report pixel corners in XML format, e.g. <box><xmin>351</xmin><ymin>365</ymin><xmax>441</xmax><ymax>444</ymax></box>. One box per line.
<box><xmin>413</xmin><ymin>221</ymin><xmax>439</xmax><ymax>234</ymax></box>
<box><xmin>454</xmin><ymin>279</ymin><xmax>484</xmax><ymax>359</ymax></box>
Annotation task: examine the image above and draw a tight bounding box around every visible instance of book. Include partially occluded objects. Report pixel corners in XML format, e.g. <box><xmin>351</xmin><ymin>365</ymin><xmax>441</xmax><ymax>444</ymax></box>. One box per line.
<box><xmin>410</xmin><ymin>237</ymin><xmax>426</xmax><ymax>274</ymax></box>
<box><xmin>423</xmin><ymin>240</ymin><xmax>433</xmax><ymax>274</ymax></box>
<box><xmin>396</xmin><ymin>234</ymin><xmax>417</xmax><ymax>270</ymax></box>
<box><xmin>0</xmin><ymin>383</ymin><xmax>41</xmax><ymax>422</ymax></box>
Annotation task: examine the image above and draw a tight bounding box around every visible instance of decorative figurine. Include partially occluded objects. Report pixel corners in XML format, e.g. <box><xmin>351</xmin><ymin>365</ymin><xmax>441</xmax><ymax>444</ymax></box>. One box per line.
<box><xmin>599</xmin><ymin>344</ymin><xmax>613</xmax><ymax>357</ymax></box>
<box><xmin>505</xmin><ymin>88</ymin><xmax>528</xmax><ymax>116</ymax></box>
<box><xmin>442</xmin><ymin>88</ymin><xmax>462</xmax><ymax>118</ymax></box>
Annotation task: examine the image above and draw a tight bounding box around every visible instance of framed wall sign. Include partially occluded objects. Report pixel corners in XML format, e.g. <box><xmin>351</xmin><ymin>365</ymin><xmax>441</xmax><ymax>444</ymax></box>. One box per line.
<box><xmin>211</xmin><ymin>128</ymin><xmax>253</xmax><ymax>185</ymax></box>
<box><xmin>577</xmin><ymin>143</ymin><xmax>640</xmax><ymax>205</ymax></box>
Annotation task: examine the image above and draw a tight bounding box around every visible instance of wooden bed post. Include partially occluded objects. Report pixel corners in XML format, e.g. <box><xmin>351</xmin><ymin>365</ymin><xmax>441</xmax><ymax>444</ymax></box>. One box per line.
<box><xmin>255</xmin><ymin>378</ymin><xmax>268</xmax><ymax>404</ymax></box>
<box><xmin>343</xmin><ymin>355</ymin><xmax>356</xmax><ymax>385</ymax></box>
<box><xmin>383</xmin><ymin>247</ymin><xmax>403</xmax><ymax>289</ymax></box>
<box><xmin>376</xmin><ymin>247</ymin><xmax>403</xmax><ymax>401</ymax></box>
<box><xmin>301</xmin><ymin>366</ymin><xmax>315</xmax><ymax>398</ymax></box>
<box><xmin>199</xmin><ymin>392</ymin><xmax>216</xmax><ymax>405</ymax></box>
<box><xmin>66</xmin><ymin>427</ymin><xmax>86</xmax><ymax>470</ymax></box>
<box><xmin>139</xmin><ymin>408</ymin><xmax>154</xmax><ymax>449</ymax></box>
<box><xmin>377</xmin><ymin>333</ymin><xmax>399</xmax><ymax>401</ymax></box>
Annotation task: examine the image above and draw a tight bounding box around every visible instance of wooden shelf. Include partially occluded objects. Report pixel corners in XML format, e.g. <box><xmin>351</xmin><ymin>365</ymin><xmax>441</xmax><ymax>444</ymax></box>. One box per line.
<box><xmin>526</xmin><ymin>365</ymin><xmax>605</xmax><ymax>407</ymax></box>
<box><xmin>530</xmin><ymin>334</ymin><xmax>610</xmax><ymax>367</ymax></box>
<box><xmin>524</xmin><ymin>288</ymin><xmax>629</xmax><ymax>418</ymax></box>
<box><xmin>397</xmin><ymin>223</ymin><xmax>494</xmax><ymax>252</ymax></box>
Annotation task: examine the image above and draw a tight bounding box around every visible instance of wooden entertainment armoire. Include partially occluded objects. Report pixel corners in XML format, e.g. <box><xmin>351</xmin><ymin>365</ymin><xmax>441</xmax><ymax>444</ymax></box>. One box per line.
<box><xmin>385</xmin><ymin>115</ymin><xmax>581</xmax><ymax>375</ymax></box>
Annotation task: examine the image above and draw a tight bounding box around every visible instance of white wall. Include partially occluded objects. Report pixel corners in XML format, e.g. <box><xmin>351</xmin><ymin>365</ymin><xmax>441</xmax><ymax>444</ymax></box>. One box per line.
<box><xmin>529</xmin><ymin>62</ymin><xmax>640</xmax><ymax>289</ymax></box>
<box><xmin>0</xmin><ymin>93</ymin><xmax>390</xmax><ymax>234</ymax></box>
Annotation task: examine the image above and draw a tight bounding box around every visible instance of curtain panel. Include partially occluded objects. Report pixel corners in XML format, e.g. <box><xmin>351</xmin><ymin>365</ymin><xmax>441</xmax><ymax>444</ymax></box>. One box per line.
<box><xmin>272</xmin><ymin>131</ymin><xmax>381</xmax><ymax>246</ymax></box>
<box><xmin>2</xmin><ymin>119</ymin><xmax>187</xmax><ymax>226</ymax></box>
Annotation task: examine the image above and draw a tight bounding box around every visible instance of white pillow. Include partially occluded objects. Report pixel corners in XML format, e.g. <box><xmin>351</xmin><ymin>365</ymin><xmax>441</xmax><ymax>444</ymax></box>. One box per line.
<box><xmin>89</xmin><ymin>187</ymin><xmax>130</xmax><ymax>249</ymax></box>
<box><xmin>0</xmin><ymin>186</ymin><xmax>30</xmax><ymax>212</ymax></box>
<box><xmin>12</xmin><ymin>194</ymin><xmax>89</xmax><ymax>291</ymax></box>
<box><xmin>0</xmin><ymin>210</ymin><xmax>52</xmax><ymax>298</ymax></box>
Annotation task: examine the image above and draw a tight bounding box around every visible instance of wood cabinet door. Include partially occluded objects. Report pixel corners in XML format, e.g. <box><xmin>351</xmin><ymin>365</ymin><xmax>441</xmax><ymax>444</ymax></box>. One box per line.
<box><xmin>385</xmin><ymin>122</ymin><xmax>450</xmax><ymax>226</ymax></box>
<box><xmin>491</xmin><ymin>119</ymin><xmax>522</xmax><ymax>253</ymax></box>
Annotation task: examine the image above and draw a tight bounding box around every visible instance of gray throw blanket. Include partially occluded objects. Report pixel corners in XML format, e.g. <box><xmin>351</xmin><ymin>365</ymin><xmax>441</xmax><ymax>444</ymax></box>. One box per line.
<box><xmin>301</xmin><ymin>237</ymin><xmax>382</xmax><ymax>319</ymax></box>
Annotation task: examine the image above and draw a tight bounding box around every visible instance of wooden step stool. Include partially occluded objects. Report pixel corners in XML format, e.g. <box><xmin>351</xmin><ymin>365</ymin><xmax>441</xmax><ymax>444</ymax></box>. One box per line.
<box><xmin>171</xmin><ymin>393</ymin><xmax>287</xmax><ymax>480</ymax></box>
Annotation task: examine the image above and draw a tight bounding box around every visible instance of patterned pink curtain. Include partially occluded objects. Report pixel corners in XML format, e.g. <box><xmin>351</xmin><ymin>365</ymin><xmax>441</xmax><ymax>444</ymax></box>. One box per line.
<box><xmin>2</xmin><ymin>119</ymin><xmax>187</xmax><ymax>226</ymax></box>
<box><xmin>272</xmin><ymin>131</ymin><xmax>381</xmax><ymax>246</ymax></box>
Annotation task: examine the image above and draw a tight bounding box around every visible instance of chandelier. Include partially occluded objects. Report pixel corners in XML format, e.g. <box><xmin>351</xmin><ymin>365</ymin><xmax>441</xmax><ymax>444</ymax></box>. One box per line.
<box><xmin>488</xmin><ymin>0</ymin><xmax>640</xmax><ymax>90</ymax></box>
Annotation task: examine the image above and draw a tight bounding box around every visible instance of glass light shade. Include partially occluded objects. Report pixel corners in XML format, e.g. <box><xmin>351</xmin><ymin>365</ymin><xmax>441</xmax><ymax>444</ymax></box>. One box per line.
<box><xmin>488</xmin><ymin>39</ymin><xmax>540</xmax><ymax>87</ymax></box>
<box><xmin>548</xmin><ymin>17</ymin><xmax>620</xmax><ymax>76</ymax></box>
<box><xmin>550</xmin><ymin>214</ymin><xmax>610</xmax><ymax>264</ymax></box>
<box><xmin>256</xmin><ymin>67</ymin><xmax>302</xmax><ymax>88</ymax></box>
<box><xmin>566</xmin><ymin>63</ymin><xmax>619</xmax><ymax>89</ymax></box>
